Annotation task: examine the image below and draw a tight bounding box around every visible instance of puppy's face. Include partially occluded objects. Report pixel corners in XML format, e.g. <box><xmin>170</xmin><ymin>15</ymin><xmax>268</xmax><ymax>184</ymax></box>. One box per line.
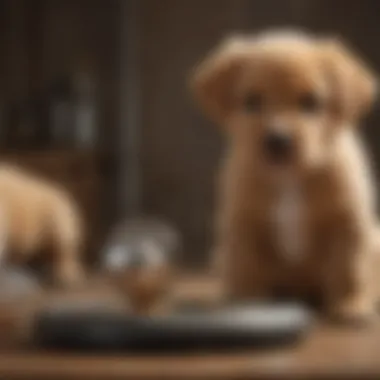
<box><xmin>191</xmin><ymin>32</ymin><xmax>377</xmax><ymax>173</ymax></box>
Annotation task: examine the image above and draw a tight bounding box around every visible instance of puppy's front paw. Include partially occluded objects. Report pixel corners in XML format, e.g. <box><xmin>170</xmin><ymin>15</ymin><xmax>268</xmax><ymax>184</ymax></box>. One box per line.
<box><xmin>329</xmin><ymin>297</ymin><xmax>377</xmax><ymax>326</ymax></box>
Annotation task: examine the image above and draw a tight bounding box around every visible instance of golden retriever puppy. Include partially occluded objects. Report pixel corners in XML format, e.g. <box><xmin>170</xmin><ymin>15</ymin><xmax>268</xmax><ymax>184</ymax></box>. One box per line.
<box><xmin>191</xmin><ymin>30</ymin><xmax>379</xmax><ymax>323</ymax></box>
<box><xmin>0</xmin><ymin>164</ymin><xmax>84</xmax><ymax>286</ymax></box>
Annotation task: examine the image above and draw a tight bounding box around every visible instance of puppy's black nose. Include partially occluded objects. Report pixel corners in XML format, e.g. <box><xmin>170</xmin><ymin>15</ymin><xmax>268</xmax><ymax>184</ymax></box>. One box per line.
<box><xmin>263</xmin><ymin>132</ymin><xmax>292</xmax><ymax>162</ymax></box>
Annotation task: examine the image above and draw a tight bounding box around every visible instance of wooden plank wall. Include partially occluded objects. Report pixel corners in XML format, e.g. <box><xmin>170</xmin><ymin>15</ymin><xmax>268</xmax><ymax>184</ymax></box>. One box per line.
<box><xmin>2</xmin><ymin>0</ymin><xmax>380</xmax><ymax>268</ymax></box>
<box><xmin>0</xmin><ymin>0</ymin><xmax>121</xmax><ymax>233</ymax></box>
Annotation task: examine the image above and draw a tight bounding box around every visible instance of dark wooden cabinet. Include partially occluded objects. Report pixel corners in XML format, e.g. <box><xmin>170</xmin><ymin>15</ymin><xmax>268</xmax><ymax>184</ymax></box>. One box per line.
<box><xmin>0</xmin><ymin>0</ymin><xmax>122</xmax><ymax>257</ymax></box>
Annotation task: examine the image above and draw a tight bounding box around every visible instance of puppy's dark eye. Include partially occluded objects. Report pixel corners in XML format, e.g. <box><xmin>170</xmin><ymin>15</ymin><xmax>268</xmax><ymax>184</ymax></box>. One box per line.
<box><xmin>298</xmin><ymin>93</ymin><xmax>322</xmax><ymax>113</ymax></box>
<box><xmin>243</xmin><ymin>93</ymin><xmax>263</xmax><ymax>113</ymax></box>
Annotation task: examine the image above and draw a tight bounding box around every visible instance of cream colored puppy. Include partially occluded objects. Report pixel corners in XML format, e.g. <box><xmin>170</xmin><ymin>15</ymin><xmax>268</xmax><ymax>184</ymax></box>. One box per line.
<box><xmin>0</xmin><ymin>164</ymin><xmax>84</xmax><ymax>286</ymax></box>
<box><xmin>191</xmin><ymin>30</ymin><xmax>379</xmax><ymax>323</ymax></box>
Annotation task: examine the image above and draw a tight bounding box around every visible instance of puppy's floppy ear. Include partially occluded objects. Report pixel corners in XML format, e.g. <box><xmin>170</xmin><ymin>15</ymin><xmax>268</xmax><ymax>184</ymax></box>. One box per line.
<box><xmin>190</xmin><ymin>36</ymin><xmax>249</xmax><ymax>125</ymax></box>
<box><xmin>320</xmin><ymin>38</ymin><xmax>378</xmax><ymax>121</ymax></box>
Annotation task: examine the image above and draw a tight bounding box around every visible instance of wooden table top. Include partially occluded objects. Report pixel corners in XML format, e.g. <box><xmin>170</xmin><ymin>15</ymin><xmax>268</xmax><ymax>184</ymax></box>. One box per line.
<box><xmin>0</xmin><ymin>276</ymin><xmax>378</xmax><ymax>380</ymax></box>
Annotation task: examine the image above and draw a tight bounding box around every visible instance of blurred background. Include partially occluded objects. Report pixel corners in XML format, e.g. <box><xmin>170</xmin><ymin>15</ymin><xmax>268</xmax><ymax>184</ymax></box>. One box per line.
<box><xmin>1</xmin><ymin>0</ymin><xmax>380</xmax><ymax>271</ymax></box>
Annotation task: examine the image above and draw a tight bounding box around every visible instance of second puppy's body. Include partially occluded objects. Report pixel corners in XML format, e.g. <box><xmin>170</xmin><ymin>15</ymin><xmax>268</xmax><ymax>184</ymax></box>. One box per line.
<box><xmin>192</xmin><ymin>31</ymin><xmax>379</xmax><ymax>322</ymax></box>
<box><xmin>0</xmin><ymin>165</ymin><xmax>84</xmax><ymax>286</ymax></box>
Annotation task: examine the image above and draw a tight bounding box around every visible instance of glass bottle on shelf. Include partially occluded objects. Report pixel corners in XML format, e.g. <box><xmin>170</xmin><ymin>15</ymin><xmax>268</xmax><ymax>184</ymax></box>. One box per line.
<box><xmin>73</xmin><ymin>71</ymin><xmax>97</xmax><ymax>150</ymax></box>
<box><xmin>49</xmin><ymin>76</ymin><xmax>74</xmax><ymax>149</ymax></box>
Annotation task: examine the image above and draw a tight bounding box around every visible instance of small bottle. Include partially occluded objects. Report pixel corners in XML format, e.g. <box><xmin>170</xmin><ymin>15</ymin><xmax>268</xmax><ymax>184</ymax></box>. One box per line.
<box><xmin>49</xmin><ymin>77</ymin><xmax>74</xmax><ymax>148</ymax></box>
<box><xmin>73</xmin><ymin>72</ymin><xmax>97</xmax><ymax>149</ymax></box>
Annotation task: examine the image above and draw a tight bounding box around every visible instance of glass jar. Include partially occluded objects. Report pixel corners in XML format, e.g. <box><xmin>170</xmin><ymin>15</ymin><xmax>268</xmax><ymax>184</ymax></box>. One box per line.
<box><xmin>102</xmin><ymin>218</ymin><xmax>180</xmax><ymax>314</ymax></box>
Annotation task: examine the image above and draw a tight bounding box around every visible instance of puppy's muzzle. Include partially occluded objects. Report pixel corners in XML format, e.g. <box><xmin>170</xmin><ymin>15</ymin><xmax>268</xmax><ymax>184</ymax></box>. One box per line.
<box><xmin>263</xmin><ymin>131</ymin><xmax>293</xmax><ymax>163</ymax></box>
